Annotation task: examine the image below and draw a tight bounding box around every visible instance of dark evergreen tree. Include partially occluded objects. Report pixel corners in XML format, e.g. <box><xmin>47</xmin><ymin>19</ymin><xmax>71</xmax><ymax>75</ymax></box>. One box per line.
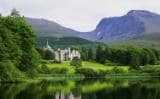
<box><xmin>43</xmin><ymin>50</ymin><xmax>55</xmax><ymax>60</ymax></box>
<box><xmin>88</xmin><ymin>48</ymin><xmax>94</xmax><ymax>61</ymax></box>
<box><xmin>80</xmin><ymin>47</ymin><xmax>88</xmax><ymax>61</ymax></box>
<box><xmin>95</xmin><ymin>45</ymin><xmax>106</xmax><ymax>64</ymax></box>
<box><xmin>129</xmin><ymin>52</ymin><xmax>141</xmax><ymax>69</ymax></box>
<box><xmin>10</xmin><ymin>8</ymin><xmax>20</xmax><ymax>17</ymax></box>
<box><xmin>144</xmin><ymin>48</ymin><xmax>157</xmax><ymax>65</ymax></box>
<box><xmin>141</xmin><ymin>49</ymin><xmax>150</xmax><ymax>66</ymax></box>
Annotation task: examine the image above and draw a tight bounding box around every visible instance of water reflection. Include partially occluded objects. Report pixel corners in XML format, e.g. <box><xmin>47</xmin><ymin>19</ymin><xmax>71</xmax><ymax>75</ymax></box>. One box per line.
<box><xmin>1</xmin><ymin>79</ymin><xmax>160</xmax><ymax>99</ymax></box>
<box><xmin>55</xmin><ymin>92</ymin><xmax>81</xmax><ymax>99</ymax></box>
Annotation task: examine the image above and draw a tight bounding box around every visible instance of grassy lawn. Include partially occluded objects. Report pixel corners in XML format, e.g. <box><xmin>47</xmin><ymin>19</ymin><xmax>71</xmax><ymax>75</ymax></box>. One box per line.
<box><xmin>82</xmin><ymin>61</ymin><xmax>129</xmax><ymax>71</ymax></box>
<box><xmin>46</xmin><ymin>61</ymin><xmax>75</xmax><ymax>73</ymax></box>
<box><xmin>45</xmin><ymin>61</ymin><xmax>129</xmax><ymax>73</ymax></box>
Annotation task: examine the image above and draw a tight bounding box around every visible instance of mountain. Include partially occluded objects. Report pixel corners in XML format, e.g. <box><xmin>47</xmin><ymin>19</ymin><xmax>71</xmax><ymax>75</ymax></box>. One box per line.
<box><xmin>26</xmin><ymin>10</ymin><xmax>160</xmax><ymax>43</ymax></box>
<box><xmin>80</xmin><ymin>10</ymin><xmax>160</xmax><ymax>42</ymax></box>
<box><xmin>26</xmin><ymin>18</ymin><xmax>100</xmax><ymax>49</ymax></box>
<box><xmin>26</xmin><ymin>17</ymin><xmax>78</xmax><ymax>37</ymax></box>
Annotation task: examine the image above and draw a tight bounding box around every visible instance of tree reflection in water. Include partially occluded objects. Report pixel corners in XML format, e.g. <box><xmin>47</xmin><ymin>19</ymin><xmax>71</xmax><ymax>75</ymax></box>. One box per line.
<box><xmin>0</xmin><ymin>79</ymin><xmax>160</xmax><ymax>99</ymax></box>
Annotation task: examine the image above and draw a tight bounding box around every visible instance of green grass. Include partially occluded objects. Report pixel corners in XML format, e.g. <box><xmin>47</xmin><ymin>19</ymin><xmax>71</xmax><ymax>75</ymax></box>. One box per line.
<box><xmin>45</xmin><ymin>61</ymin><xmax>129</xmax><ymax>73</ymax></box>
<box><xmin>82</xmin><ymin>61</ymin><xmax>129</xmax><ymax>72</ymax></box>
<box><xmin>46</xmin><ymin>61</ymin><xmax>75</xmax><ymax>73</ymax></box>
<box><xmin>42</xmin><ymin>60</ymin><xmax>160</xmax><ymax>79</ymax></box>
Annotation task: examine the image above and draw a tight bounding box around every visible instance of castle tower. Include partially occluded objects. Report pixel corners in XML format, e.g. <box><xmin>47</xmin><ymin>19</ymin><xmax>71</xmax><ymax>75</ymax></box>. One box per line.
<box><xmin>44</xmin><ymin>39</ymin><xmax>53</xmax><ymax>51</ymax></box>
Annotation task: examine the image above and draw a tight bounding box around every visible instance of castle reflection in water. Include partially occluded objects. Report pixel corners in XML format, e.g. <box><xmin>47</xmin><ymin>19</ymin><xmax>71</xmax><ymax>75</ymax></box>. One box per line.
<box><xmin>55</xmin><ymin>92</ymin><xmax>81</xmax><ymax>99</ymax></box>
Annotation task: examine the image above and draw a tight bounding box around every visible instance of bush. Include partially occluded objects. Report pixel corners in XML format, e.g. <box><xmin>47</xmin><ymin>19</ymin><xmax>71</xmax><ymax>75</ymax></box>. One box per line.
<box><xmin>76</xmin><ymin>68</ymin><xmax>107</xmax><ymax>77</ymax></box>
<box><xmin>104</xmin><ymin>60</ymin><xmax>113</xmax><ymax>66</ymax></box>
<box><xmin>0</xmin><ymin>60</ymin><xmax>25</xmax><ymax>82</ymax></box>
<box><xmin>40</xmin><ymin>60</ymin><xmax>52</xmax><ymax>64</ymax></box>
<box><xmin>111</xmin><ymin>67</ymin><xmax>126</xmax><ymax>73</ymax></box>
<box><xmin>76</xmin><ymin>68</ymin><xmax>98</xmax><ymax>77</ymax></box>
<box><xmin>50</xmin><ymin>68</ymin><xmax>67</xmax><ymax>74</ymax></box>
<box><xmin>53</xmin><ymin>60</ymin><xmax>62</xmax><ymax>64</ymax></box>
<box><xmin>39</xmin><ymin>64</ymin><xmax>50</xmax><ymax>74</ymax></box>
<box><xmin>70</xmin><ymin>57</ymin><xmax>82</xmax><ymax>68</ymax></box>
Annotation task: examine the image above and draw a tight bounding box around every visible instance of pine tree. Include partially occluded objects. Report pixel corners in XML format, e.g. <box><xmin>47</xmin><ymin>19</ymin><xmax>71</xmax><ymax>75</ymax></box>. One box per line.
<box><xmin>10</xmin><ymin>8</ymin><xmax>20</xmax><ymax>17</ymax></box>
<box><xmin>88</xmin><ymin>48</ymin><xmax>94</xmax><ymax>61</ymax></box>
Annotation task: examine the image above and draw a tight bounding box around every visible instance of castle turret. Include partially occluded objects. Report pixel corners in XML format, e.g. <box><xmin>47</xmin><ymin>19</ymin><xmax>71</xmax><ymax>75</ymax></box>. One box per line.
<box><xmin>44</xmin><ymin>39</ymin><xmax>53</xmax><ymax>52</ymax></box>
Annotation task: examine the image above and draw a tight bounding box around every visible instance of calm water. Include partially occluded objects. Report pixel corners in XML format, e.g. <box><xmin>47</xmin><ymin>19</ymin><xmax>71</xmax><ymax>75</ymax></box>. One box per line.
<box><xmin>1</xmin><ymin>79</ymin><xmax>160</xmax><ymax>99</ymax></box>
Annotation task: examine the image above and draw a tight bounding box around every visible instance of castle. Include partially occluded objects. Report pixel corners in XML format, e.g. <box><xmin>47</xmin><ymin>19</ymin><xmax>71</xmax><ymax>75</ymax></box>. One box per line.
<box><xmin>43</xmin><ymin>40</ymin><xmax>81</xmax><ymax>61</ymax></box>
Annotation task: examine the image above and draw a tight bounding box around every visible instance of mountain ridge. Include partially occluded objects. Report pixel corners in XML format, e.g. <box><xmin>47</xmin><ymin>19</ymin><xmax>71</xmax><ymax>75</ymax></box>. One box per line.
<box><xmin>26</xmin><ymin>10</ymin><xmax>160</xmax><ymax>43</ymax></box>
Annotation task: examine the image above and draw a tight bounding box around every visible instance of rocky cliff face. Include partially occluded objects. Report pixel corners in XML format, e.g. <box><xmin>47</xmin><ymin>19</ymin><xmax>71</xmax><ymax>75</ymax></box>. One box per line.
<box><xmin>80</xmin><ymin>10</ymin><xmax>160</xmax><ymax>42</ymax></box>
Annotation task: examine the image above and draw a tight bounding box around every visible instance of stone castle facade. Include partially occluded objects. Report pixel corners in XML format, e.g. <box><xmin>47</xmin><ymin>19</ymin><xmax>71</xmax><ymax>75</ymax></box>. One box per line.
<box><xmin>43</xmin><ymin>40</ymin><xmax>81</xmax><ymax>61</ymax></box>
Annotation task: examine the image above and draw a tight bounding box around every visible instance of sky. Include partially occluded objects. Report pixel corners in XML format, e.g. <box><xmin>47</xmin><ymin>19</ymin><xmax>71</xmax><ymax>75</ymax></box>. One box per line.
<box><xmin>0</xmin><ymin>0</ymin><xmax>160</xmax><ymax>32</ymax></box>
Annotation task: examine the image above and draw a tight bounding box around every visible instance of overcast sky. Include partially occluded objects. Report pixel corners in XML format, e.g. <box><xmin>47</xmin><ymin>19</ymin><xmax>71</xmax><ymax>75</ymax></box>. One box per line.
<box><xmin>0</xmin><ymin>0</ymin><xmax>160</xmax><ymax>31</ymax></box>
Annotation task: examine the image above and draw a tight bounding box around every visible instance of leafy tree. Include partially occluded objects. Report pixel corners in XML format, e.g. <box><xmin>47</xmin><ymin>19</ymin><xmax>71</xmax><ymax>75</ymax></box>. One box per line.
<box><xmin>0</xmin><ymin>9</ymin><xmax>40</xmax><ymax>79</ymax></box>
<box><xmin>70</xmin><ymin>57</ymin><xmax>82</xmax><ymax>68</ymax></box>
<box><xmin>95</xmin><ymin>45</ymin><xmax>160</xmax><ymax>67</ymax></box>
<box><xmin>43</xmin><ymin>50</ymin><xmax>55</xmax><ymax>60</ymax></box>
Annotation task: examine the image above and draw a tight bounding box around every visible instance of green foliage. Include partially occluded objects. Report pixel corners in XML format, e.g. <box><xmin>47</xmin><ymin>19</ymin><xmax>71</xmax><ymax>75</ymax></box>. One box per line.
<box><xmin>0</xmin><ymin>61</ymin><xmax>25</xmax><ymax>82</ymax></box>
<box><xmin>76</xmin><ymin>68</ymin><xmax>98</xmax><ymax>77</ymax></box>
<box><xmin>50</xmin><ymin>68</ymin><xmax>67</xmax><ymax>74</ymax></box>
<box><xmin>95</xmin><ymin>45</ymin><xmax>106</xmax><ymax>64</ymax></box>
<box><xmin>111</xmin><ymin>67</ymin><xmax>127</xmax><ymax>73</ymax></box>
<box><xmin>88</xmin><ymin>48</ymin><xmax>94</xmax><ymax>61</ymax></box>
<box><xmin>95</xmin><ymin>45</ymin><xmax>160</xmax><ymax>68</ymax></box>
<box><xmin>80</xmin><ymin>47</ymin><xmax>88</xmax><ymax>61</ymax></box>
<box><xmin>76</xmin><ymin>68</ymin><xmax>107</xmax><ymax>77</ymax></box>
<box><xmin>37</xmin><ymin>48</ymin><xmax>55</xmax><ymax>60</ymax></box>
<box><xmin>39</xmin><ymin>64</ymin><xmax>50</xmax><ymax>73</ymax></box>
<box><xmin>0</xmin><ymin>9</ymin><xmax>40</xmax><ymax>80</ymax></box>
<box><xmin>70</xmin><ymin>57</ymin><xmax>82</xmax><ymax>68</ymax></box>
<box><xmin>43</xmin><ymin>50</ymin><xmax>55</xmax><ymax>60</ymax></box>
<box><xmin>53</xmin><ymin>60</ymin><xmax>62</xmax><ymax>64</ymax></box>
<box><xmin>36</xmin><ymin>36</ymin><xmax>100</xmax><ymax>49</ymax></box>
<box><xmin>39</xmin><ymin>64</ymin><xmax>68</xmax><ymax>74</ymax></box>
<box><xmin>10</xmin><ymin>8</ymin><xmax>20</xmax><ymax>18</ymax></box>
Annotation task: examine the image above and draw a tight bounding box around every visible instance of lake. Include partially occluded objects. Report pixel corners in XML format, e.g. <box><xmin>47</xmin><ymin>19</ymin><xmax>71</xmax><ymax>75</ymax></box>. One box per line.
<box><xmin>0</xmin><ymin>78</ymin><xmax>160</xmax><ymax>99</ymax></box>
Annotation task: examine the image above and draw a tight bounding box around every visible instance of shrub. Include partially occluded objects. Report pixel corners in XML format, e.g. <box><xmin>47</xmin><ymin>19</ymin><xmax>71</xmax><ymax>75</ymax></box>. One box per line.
<box><xmin>0</xmin><ymin>60</ymin><xmax>24</xmax><ymax>82</ymax></box>
<box><xmin>76</xmin><ymin>68</ymin><xmax>108</xmax><ymax>77</ymax></box>
<box><xmin>53</xmin><ymin>60</ymin><xmax>62</xmax><ymax>64</ymax></box>
<box><xmin>111</xmin><ymin>67</ymin><xmax>126</xmax><ymax>73</ymax></box>
<box><xmin>104</xmin><ymin>60</ymin><xmax>113</xmax><ymax>66</ymax></box>
<box><xmin>39</xmin><ymin>64</ymin><xmax>50</xmax><ymax>74</ymax></box>
<box><xmin>40</xmin><ymin>60</ymin><xmax>52</xmax><ymax>64</ymax></box>
<box><xmin>50</xmin><ymin>68</ymin><xmax>67</xmax><ymax>74</ymax></box>
<box><xmin>76</xmin><ymin>68</ymin><xmax>97</xmax><ymax>77</ymax></box>
<box><xmin>70</xmin><ymin>57</ymin><xmax>82</xmax><ymax>68</ymax></box>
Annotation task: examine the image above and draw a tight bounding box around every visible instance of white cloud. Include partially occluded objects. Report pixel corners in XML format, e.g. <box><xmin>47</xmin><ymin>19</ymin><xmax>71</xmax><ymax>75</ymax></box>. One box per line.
<box><xmin>0</xmin><ymin>0</ymin><xmax>160</xmax><ymax>31</ymax></box>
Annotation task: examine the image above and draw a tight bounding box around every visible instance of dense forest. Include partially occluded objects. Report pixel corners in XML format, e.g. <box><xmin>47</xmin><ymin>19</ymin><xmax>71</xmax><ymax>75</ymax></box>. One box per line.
<box><xmin>0</xmin><ymin>9</ymin><xmax>40</xmax><ymax>81</ymax></box>
<box><xmin>95</xmin><ymin>45</ymin><xmax>160</xmax><ymax>68</ymax></box>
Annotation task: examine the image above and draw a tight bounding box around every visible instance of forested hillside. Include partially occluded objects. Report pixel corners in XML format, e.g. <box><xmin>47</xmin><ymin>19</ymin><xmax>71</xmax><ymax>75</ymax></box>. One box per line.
<box><xmin>36</xmin><ymin>36</ymin><xmax>101</xmax><ymax>49</ymax></box>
